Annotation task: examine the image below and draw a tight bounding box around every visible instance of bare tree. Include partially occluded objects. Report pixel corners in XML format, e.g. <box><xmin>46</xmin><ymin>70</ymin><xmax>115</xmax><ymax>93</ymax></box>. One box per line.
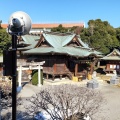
<box><xmin>25</xmin><ymin>84</ymin><xmax>104</xmax><ymax>120</ymax></box>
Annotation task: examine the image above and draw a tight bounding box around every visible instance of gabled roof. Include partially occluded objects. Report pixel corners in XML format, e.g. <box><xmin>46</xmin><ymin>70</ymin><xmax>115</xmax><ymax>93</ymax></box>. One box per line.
<box><xmin>22</xmin><ymin>32</ymin><xmax>102</xmax><ymax>58</ymax></box>
<box><xmin>42</xmin><ymin>33</ymin><xmax>88</xmax><ymax>48</ymax></box>
<box><xmin>101</xmin><ymin>49</ymin><xmax>120</xmax><ymax>60</ymax></box>
<box><xmin>17</xmin><ymin>35</ymin><xmax>40</xmax><ymax>50</ymax></box>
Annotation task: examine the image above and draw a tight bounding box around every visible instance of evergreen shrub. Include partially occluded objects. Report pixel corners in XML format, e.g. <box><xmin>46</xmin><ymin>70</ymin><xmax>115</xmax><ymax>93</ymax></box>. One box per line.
<box><xmin>32</xmin><ymin>70</ymin><xmax>43</xmax><ymax>85</ymax></box>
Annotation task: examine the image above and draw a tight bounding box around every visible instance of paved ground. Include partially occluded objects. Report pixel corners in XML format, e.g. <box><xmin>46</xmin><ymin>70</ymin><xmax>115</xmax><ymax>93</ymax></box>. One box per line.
<box><xmin>17</xmin><ymin>76</ymin><xmax>120</xmax><ymax>120</ymax></box>
<box><xmin>93</xmin><ymin>80</ymin><xmax>120</xmax><ymax>120</ymax></box>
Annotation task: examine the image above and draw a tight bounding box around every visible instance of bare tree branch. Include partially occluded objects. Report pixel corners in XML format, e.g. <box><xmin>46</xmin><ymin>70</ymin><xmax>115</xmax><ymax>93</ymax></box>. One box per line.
<box><xmin>25</xmin><ymin>84</ymin><xmax>104</xmax><ymax>120</ymax></box>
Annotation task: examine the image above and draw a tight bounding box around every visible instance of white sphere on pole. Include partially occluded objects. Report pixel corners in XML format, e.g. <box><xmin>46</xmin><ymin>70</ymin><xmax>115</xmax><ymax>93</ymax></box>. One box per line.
<box><xmin>8</xmin><ymin>11</ymin><xmax>32</xmax><ymax>35</ymax></box>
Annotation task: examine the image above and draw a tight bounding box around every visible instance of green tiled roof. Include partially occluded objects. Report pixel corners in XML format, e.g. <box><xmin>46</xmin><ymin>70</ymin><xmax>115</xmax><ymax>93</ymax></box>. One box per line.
<box><xmin>101</xmin><ymin>56</ymin><xmax>120</xmax><ymax>60</ymax></box>
<box><xmin>22</xmin><ymin>35</ymin><xmax>39</xmax><ymax>44</ymax></box>
<box><xmin>101</xmin><ymin>49</ymin><xmax>120</xmax><ymax>60</ymax></box>
<box><xmin>43</xmin><ymin>33</ymin><xmax>88</xmax><ymax>48</ymax></box>
<box><xmin>23</xmin><ymin>46</ymin><xmax>102</xmax><ymax>58</ymax></box>
<box><xmin>77</xmin><ymin>37</ymin><xmax>89</xmax><ymax>48</ymax></box>
<box><xmin>17</xmin><ymin>35</ymin><xmax>39</xmax><ymax>50</ymax></box>
<box><xmin>21</xmin><ymin>32</ymin><xmax>102</xmax><ymax>58</ymax></box>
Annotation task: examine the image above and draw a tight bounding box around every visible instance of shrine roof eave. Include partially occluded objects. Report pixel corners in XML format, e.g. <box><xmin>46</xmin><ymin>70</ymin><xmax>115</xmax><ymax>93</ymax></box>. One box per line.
<box><xmin>21</xmin><ymin>35</ymin><xmax>40</xmax><ymax>44</ymax></box>
<box><xmin>22</xmin><ymin>47</ymin><xmax>102</xmax><ymax>58</ymax></box>
<box><xmin>100</xmin><ymin>55</ymin><xmax>120</xmax><ymax>60</ymax></box>
<box><xmin>100</xmin><ymin>58</ymin><xmax>120</xmax><ymax>61</ymax></box>
<box><xmin>23</xmin><ymin>52</ymin><xmax>101</xmax><ymax>58</ymax></box>
<box><xmin>106</xmin><ymin>49</ymin><xmax>120</xmax><ymax>57</ymax></box>
<box><xmin>17</xmin><ymin>46</ymin><xmax>33</xmax><ymax>51</ymax></box>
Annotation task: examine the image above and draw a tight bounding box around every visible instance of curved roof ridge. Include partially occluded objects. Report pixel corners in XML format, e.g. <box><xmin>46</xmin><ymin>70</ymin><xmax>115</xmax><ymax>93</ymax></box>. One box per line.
<box><xmin>20</xmin><ymin>35</ymin><xmax>39</xmax><ymax>50</ymax></box>
<box><xmin>77</xmin><ymin>37</ymin><xmax>89</xmax><ymax>48</ymax></box>
<box><xmin>43</xmin><ymin>33</ymin><xmax>76</xmax><ymax>48</ymax></box>
<box><xmin>62</xmin><ymin>34</ymin><xmax>75</xmax><ymax>47</ymax></box>
<box><xmin>106</xmin><ymin>48</ymin><xmax>120</xmax><ymax>57</ymax></box>
<box><xmin>43</xmin><ymin>33</ymin><xmax>62</xmax><ymax>47</ymax></box>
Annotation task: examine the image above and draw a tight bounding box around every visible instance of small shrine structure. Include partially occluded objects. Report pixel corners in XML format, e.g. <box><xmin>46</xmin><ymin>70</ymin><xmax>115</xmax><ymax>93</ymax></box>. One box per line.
<box><xmin>101</xmin><ymin>49</ymin><xmax>120</xmax><ymax>75</ymax></box>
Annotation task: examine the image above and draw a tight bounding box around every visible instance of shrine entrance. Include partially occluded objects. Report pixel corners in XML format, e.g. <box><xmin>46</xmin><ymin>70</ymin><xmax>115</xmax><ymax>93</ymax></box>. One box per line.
<box><xmin>17</xmin><ymin>61</ymin><xmax>45</xmax><ymax>87</ymax></box>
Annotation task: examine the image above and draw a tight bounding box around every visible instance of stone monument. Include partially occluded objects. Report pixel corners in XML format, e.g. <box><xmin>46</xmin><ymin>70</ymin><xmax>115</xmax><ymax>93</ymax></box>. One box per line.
<box><xmin>110</xmin><ymin>70</ymin><xmax>119</xmax><ymax>85</ymax></box>
<box><xmin>87</xmin><ymin>71</ymin><xmax>99</xmax><ymax>89</ymax></box>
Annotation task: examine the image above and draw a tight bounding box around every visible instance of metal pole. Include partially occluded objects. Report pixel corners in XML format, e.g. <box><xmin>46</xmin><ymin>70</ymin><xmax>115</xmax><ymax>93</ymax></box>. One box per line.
<box><xmin>0</xmin><ymin>88</ymin><xmax>1</xmax><ymax>120</ymax></box>
<box><xmin>12</xmin><ymin>34</ymin><xmax>17</xmax><ymax>120</ymax></box>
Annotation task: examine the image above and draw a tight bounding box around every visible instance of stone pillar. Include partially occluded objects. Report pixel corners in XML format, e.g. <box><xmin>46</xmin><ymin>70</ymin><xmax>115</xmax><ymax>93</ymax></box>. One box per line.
<box><xmin>38</xmin><ymin>65</ymin><xmax>41</xmax><ymax>87</ymax></box>
<box><xmin>18</xmin><ymin>65</ymin><xmax>22</xmax><ymax>87</ymax></box>
<box><xmin>97</xmin><ymin>61</ymin><xmax>100</xmax><ymax>68</ymax></box>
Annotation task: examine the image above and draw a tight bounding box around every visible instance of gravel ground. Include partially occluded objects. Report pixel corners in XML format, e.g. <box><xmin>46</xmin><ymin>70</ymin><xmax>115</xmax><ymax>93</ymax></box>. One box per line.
<box><xmin>93</xmin><ymin>82</ymin><xmax>120</xmax><ymax>120</ymax></box>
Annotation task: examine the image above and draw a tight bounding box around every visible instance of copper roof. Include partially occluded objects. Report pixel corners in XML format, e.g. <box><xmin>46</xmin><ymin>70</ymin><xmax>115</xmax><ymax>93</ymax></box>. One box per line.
<box><xmin>22</xmin><ymin>33</ymin><xmax>102</xmax><ymax>58</ymax></box>
<box><xmin>1</xmin><ymin>23</ymin><xmax>84</xmax><ymax>29</ymax></box>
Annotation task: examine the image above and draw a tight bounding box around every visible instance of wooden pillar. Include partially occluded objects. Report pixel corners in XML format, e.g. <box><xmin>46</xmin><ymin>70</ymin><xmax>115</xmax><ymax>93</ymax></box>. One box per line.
<box><xmin>75</xmin><ymin>63</ymin><xmax>78</xmax><ymax>76</ymax></box>
<box><xmin>107</xmin><ymin>64</ymin><xmax>110</xmax><ymax>69</ymax></box>
<box><xmin>53</xmin><ymin>64</ymin><xmax>57</xmax><ymax>73</ymax></box>
<box><xmin>90</xmin><ymin>63</ymin><xmax>94</xmax><ymax>75</ymax></box>
<box><xmin>46</xmin><ymin>74</ymin><xmax>49</xmax><ymax>80</ymax></box>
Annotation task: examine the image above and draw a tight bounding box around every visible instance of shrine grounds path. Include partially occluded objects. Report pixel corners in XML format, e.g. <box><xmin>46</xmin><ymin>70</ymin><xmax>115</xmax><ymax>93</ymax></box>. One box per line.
<box><xmin>18</xmin><ymin>75</ymin><xmax>120</xmax><ymax>120</ymax></box>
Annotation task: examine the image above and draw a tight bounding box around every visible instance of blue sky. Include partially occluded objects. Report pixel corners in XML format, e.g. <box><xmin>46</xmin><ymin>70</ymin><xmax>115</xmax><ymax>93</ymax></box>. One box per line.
<box><xmin>0</xmin><ymin>0</ymin><xmax>120</xmax><ymax>28</ymax></box>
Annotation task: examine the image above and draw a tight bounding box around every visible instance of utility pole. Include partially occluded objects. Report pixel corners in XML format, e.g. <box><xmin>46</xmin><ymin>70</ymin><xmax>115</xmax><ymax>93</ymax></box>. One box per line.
<box><xmin>0</xmin><ymin>88</ymin><xmax>1</xmax><ymax>120</ymax></box>
<box><xmin>3</xmin><ymin>11</ymin><xmax>32</xmax><ymax>120</ymax></box>
<box><xmin>11</xmin><ymin>35</ymin><xmax>17</xmax><ymax>120</ymax></box>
